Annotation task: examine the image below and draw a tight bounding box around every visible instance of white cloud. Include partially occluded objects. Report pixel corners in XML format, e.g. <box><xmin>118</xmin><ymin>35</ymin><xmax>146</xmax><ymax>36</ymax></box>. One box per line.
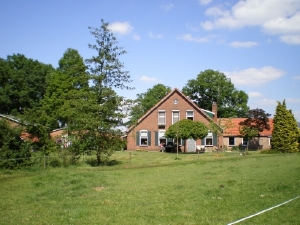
<box><xmin>286</xmin><ymin>98</ymin><xmax>300</xmax><ymax>104</ymax></box>
<box><xmin>280</xmin><ymin>35</ymin><xmax>300</xmax><ymax>45</ymax></box>
<box><xmin>178</xmin><ymin>34</ymin><xmax>214</xmax><ymax>43</ymax></box>
<box><xmin>139</xmin><ymin>76</ymin><xmax>163</xmax><ymax>83</ymax></box>
<box><xmin>162</xmin><ymin>3</ymin><xmax>174</xmax><ymax>11</ymax></box>
<box><xmin>248</xmin><ymin>92</ymin><xmax>263</xmax><ymax>98</ymax></box>
<box><xmin>229</xmin><ymin>41</ymin><xmax>258</xmax><ymax>48</ymax></box>
<box><xmin>108</xmin><ymin>22</ymin><xmax>133</xmax><ymax>35</ymax></box>
<box><xmin>148</xmin><ymin>32</ymin><xmax>164</xmax><ymax>39</ymax></box>
<box><xmin>132</xmin><ymin>34</ymin><xmax>141</xmax><ymax>41</ymax></box>
<box><xmin>200</xmin><ymin>0</ymin><xmax>300</xmax><ymax>44</ymax></box>
<box><xmin>199</xmin><ymin>0</ymin><xmax>213</xmax><ymax>6</ymax></box>
<box><xmin>257</xmin><ymin>98</ymin><xmax>278</xmax><ymax>106</ymax></box>
<box><xmin>293</xmin><ymin>75</ymin><xmax>300</xmax><ymax>80</ymax></box>
<box><xmin>224</xmin><ymin>66</ymin><xmax>286</xmax><ymax>86</ymax></box>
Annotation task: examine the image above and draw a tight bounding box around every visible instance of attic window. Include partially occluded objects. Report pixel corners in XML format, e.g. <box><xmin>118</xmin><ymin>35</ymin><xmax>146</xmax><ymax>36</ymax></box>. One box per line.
<box><xmin>173</xmin><ymin>99</ymin><xmax>178</xmax><ymax>104</ymax></box>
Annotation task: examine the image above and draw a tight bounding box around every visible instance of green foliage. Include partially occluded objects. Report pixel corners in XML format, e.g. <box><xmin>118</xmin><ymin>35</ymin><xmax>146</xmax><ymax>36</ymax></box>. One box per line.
<box><xmin>39</xmin><ymin>48</ymin><xmax>89</xmax><ymax>130</ymax></box>
<box><xmin>239</xmin><ymin>126</ymin><xmax>258</xmax><ymax>141</ymax></box>
<box><xmin>127</xmin><ymin>84</ymin><xmax>171</xmax><ymax>125</ymax></box>
<box><xmin>0</xmin><ymin>119</ymin><xmax>31</xmax><ymax>169</ymax></box>
<box><xmin>271</xmin><ymin>100</ymin><xmax>299</xmax><ymax>153</ymax></box>
<box><xmin>165</xmin><ymin>119</ymin><xmax>208</xmax><ymax>141</ymax></box>
<box><xmin>0</xmin><ymin>54</ymin><xmax>54</xmax><ymax>115</ymax></box>
<box><xmin>182</xmin><ymin>69</ymin><xmax>249</xmax><ymax>117</ymax></box>
<box><xmin>63</xmin><ymin>19</ymin><xmax>133</xmax><ymax>165</ymax></box>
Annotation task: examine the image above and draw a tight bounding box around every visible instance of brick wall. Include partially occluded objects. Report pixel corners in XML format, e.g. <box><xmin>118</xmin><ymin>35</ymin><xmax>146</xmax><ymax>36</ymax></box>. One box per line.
<box><xmin>126</xmin><ymin>91</ymin><xmax>214</xmax><ymax>151</ymax></box>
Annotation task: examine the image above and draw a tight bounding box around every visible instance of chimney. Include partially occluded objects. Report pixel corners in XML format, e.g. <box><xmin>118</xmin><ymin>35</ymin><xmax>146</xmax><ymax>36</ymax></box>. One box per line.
<box><xmin>212</xmin><ymin>102</ymin><xmax>217</xmax><ymax>122</ymax></box>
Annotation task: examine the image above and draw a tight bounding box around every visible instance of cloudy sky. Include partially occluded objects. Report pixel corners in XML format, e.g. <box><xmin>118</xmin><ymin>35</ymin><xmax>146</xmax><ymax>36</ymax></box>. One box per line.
<box><xmin>1</xmin><ymin>0</ymin><xmax>300</xmax><ymax>121</ymax></box>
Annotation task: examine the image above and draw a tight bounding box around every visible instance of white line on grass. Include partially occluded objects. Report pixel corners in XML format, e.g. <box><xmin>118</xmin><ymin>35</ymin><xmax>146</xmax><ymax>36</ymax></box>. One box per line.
<box><xmin>227</xmin><ymin>196</ymin><xmax>300</xmax><ymax>225</ymax></box>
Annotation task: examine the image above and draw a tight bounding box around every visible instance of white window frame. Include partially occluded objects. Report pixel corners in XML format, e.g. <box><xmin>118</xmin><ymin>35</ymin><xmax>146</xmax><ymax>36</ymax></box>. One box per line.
<box><xmin>205</xmin><ymin>132</ymin><xmax>213</xmax><ymax>146</ymax></box>
<box><xmin>172</xmin><ymin>110</ymin><xmax>180</xmax><ymax>124</ymax></box>
<box><xmin>158</xmin><ymin>110</ymin><xmax>166</xmax><ymax>125</ymax></box>
<box><xmin>186</xmin><ymin>110</ymin><xmax>194</xmax><ymax>121</ymax></box>
<box><xmin>228</xmin><ymin>137</ymin><xmax>235</xmax><ymax>146</ymax></box>
<box><xmin>140</xmin><ymin>130</ymin><xmax>148</xmax><ymax>146</ymax></box>
<box><xmin>159</xmin><ymin>130</ymin><xmax>166</xmax><ymax>145</ymax></box>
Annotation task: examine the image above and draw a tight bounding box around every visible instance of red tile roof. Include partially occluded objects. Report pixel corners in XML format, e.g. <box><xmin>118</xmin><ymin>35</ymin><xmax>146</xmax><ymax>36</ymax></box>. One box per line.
<box><xmin>220</xmin><ymin>118</ymin><xmax>273</xmax><ymax>136</ymax></box>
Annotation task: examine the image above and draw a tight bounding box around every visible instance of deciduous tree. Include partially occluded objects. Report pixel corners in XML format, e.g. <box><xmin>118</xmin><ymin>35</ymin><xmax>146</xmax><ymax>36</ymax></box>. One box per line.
<box><xmin>80</xmin><ymin>19</ymin><xmax>133</xmax><ymax>165</ymax></box>
<box><xmin>0</xmin><ymin>54</ymin><xmax>54</xmax><ymax>115</ymax></box>
<box><xmin>182</xmin><ymin>70</ymin><xmax>249</xmax><ymax>118</ymax></box>
<box><xmin>127</xmin><ymin>84</ymin><xmax>171</xmax><ymax>125</ymax></box>
<box><xmin>239</xmin><ymin>108</ymin><xmax>271</xmax><ymax>152</ymax></box>
<box><xmin>165</xmin><ymin>119</ymin><xmax>208</xmax><ymax>157</ymax></box>
<box><xmin>239</xmin><ymin>108</ymin><xmax>271</xmax><ymax>136</ymax></box>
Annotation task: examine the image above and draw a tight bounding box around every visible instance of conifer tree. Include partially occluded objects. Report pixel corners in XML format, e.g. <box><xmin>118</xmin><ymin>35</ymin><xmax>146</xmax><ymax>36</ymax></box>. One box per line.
<box><xmin>271</xmin><ymin>100</ymin><xmax>299</xmax><ymax>153</ymax></box>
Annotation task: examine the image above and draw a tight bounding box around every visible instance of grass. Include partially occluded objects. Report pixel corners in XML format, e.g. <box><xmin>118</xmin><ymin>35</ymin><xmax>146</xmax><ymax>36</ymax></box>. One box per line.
<box><xmin>0</xmin><ymin>151</ymin><xmax>299</xmax><ymax>225</ymax></box>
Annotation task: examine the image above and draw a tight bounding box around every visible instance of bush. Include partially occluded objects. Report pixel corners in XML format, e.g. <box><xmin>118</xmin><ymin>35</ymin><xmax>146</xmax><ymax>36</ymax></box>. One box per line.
<box><xmin>0</xmin><ymin>119</ymin><xmax>32</xmax><ymax>169</ymax></box>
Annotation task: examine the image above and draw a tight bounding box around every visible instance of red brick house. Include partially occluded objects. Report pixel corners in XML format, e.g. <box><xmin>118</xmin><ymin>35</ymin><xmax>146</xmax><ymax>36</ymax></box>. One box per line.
<box><xmin>126</xmin><ymin>88</ymin><xmax>222</xmax><ymax>152</ymax></box>
<box><xmin>221</xmin><ymin>118</ymin><xmax>273</xmax><ymax>150</ymax></box>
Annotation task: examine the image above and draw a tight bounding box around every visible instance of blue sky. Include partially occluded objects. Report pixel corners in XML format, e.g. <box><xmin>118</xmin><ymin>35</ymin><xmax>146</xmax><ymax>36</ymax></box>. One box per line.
<box><xmin>1</xmin><ymin>0</ymin><xmax>300</xmax><ymax>121</ymax></box>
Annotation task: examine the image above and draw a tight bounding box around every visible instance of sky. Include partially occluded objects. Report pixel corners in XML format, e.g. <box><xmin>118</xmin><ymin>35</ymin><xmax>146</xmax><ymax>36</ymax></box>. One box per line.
<box><xmin>1</xmin><ymin>0</ymin><xmax>300</xmax><ymax>121</ymax></box>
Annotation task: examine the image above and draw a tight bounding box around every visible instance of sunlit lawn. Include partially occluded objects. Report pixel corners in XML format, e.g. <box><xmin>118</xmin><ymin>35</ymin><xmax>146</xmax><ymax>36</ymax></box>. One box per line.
<box><xmin>0</xmin><ymin>151</ymin><xmax>299</xmax><ymax>225</ymax></box>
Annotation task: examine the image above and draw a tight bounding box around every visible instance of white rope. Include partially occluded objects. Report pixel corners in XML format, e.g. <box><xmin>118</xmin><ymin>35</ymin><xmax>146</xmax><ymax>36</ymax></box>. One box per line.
<box><xmin>228</xmin><ymin>196</ymin><xmax>300</xmax><ymax>225</ymax></box>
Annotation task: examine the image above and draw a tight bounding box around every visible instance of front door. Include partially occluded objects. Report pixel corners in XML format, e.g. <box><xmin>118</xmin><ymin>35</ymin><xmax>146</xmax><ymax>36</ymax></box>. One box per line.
<box><xmin>187</xmin><ymin>139</ymin><xmax>196</xmax><ymax>152</ymax></box>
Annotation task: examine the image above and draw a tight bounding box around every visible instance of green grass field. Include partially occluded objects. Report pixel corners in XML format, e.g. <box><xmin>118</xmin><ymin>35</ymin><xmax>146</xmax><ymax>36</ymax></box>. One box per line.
<box><xmin>0</xmin><ymin>151</ymin><xmax>299</xmax><ymax>225</ymax></box>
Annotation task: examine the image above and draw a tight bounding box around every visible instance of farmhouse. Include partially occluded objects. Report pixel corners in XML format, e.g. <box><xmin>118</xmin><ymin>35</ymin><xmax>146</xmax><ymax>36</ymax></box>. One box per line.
<box><xmin>125</xmin><ymin>88</ymin><xmax>274</xmax><ymax>152</ymax></box>
<box><xmin>126</xmin><ymin>88</ymin><xmax>222</xmax><ymax>152</ymax></box>
<box><xmin>222</xmin><ymin>118</ymin><xmax>273</xmax><ymax>150</ymax></box>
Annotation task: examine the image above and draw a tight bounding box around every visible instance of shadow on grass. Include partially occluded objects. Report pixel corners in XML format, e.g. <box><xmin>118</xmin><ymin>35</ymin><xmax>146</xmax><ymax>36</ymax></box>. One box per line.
<box><xmin>85</xmin><ymin>159</ymin><xmax>122</xmax><ymax>167</ymax></box>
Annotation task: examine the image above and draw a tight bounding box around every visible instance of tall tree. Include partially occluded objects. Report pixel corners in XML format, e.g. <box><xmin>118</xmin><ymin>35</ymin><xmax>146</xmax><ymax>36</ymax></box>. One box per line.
<box><xmin>271</xmin><ymin>100</ymin><xmax>299</xmax><ymax>153</ymax></box>
<box><xmin>127</xmin><ymin>84</ymin><xmax>171</xmax><ymax>125</ymax></box>
<box><xmin>0</xmin><ymin>54</ymin><xmax>54</xmax><ymax>115</ymax></box>
<box><xmin>41</xmin><ymin>48</ymin><xmax>89</xmax><ymax>129</ymax></box>
<box><xmin>78</xmin><ymin>19</ymin><xmax>133</xmax><ymax>165</ymax></box>
<box><xmin>23</xmin><ymin>48</ymin><xmax>89</xmax><ymax>158</ymax></box>
<box><xmin>182</xmin><ymin>70</ymin><xmax>249</xmax><ymax>118</ymax></box>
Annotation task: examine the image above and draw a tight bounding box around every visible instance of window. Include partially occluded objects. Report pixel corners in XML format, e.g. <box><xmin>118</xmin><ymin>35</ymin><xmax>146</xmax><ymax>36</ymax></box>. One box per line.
<box><xmin>140</xmin><ymin>130</ymin><xmax>148</xmax><ymax>146</ymax></box>
<box><xmin>158</xmin><ymin>111</ymin><xmax>166</xmax><ymax>125</ymax></box>
<box><xmin>186</xmin><ymin>110</ymin><xmax>194</xmax><ymax>120</ymax></box>
<box><xmin>159</xmin><ymin>130</ymin><xmax>166</xmax><ymax>145</ymax></box>
<box><xmin>242</xmin><ymin>138</ymin><xmax>248</xmax><ymax>146</ymax></box>
<box><xmin>172</xmin><ymin>110</ymin><xmax>179</xmax><ymax>124</ymax></box>
<box><xmin>229</xmin><ymin>137</ymin><xmax>235</xmax><ymax>146</ymax></box>
<box><xmin>205</xmin><ymin>132</ymin><xmax>213</xmax><ymax>146</ymax></box>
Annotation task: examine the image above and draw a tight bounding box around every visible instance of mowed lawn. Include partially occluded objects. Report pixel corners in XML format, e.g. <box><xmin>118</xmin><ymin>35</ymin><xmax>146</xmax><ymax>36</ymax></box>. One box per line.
<box><xmin>0</xmin><ymin>152</ymin><xmax>299</xmax><ymax>225</ymax></box>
